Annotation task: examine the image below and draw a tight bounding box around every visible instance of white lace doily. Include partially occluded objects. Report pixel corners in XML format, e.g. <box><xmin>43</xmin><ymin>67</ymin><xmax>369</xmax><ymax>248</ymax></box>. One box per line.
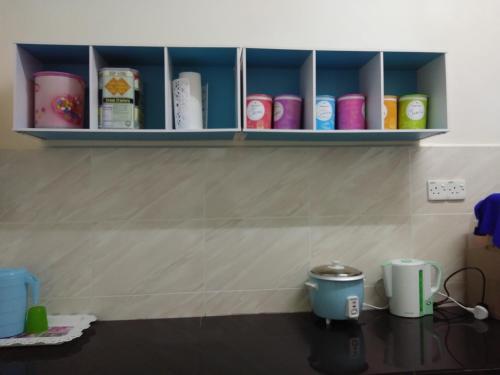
<box><xmin>0</xmin><ymin>314</ymin><xmax>97</xmax><ymax>347</ymax></box>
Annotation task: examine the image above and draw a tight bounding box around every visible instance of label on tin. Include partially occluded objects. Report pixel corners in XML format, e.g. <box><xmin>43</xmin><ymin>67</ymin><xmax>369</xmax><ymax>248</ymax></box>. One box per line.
<box><xmin>406</xmin><ymin>100</ymin><xmax>425</xmax><ymax>120</ymax></box>
<box><xmin>247</xmin><ymin>100</ymin><xmax>265</xmax><ymax>121</ymax></box>
<box><xmin>316</xmin><ymin>100</ymin><xmax>333</xmax><ymax>121</ymax></box>
<box><xmin>101</xmin><ymin>103</ymin><xmax>135</xmax><ymax>128</ymax></box>
<box><xmin>105</xmin><ymin>78</ymin><xmax>131</xmax><ymax>96</ymax></box>
<box><xmin>274</xmin><ymin>102</ymin><xmax>284</xmax><ymax>121</ymax></box>
<box><xmin>99</xmin><ymin>69</ymin><xmax>141</xmax><ymax>128</ymax></box>
<box><xmin>383</xmin><ymin>104</ymin><xmax>387</xmax><ymax>119</ymax></box>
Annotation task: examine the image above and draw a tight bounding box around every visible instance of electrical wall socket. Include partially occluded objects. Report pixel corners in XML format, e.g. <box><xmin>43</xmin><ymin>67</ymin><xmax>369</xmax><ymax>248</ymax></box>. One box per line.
<box><xmin>427</xmin><ymin>179</ymin><xmax>466</xmax><ymax>201</ymax></box>
<box><xmin>427</xmin><ymin>180</ymin><xmax>449</xmax><ymax>201</ymax></box>
<box><xmin>447</xmin><ymin>179</ymin><xmax>466</xmax><ymax>200</ymax></box>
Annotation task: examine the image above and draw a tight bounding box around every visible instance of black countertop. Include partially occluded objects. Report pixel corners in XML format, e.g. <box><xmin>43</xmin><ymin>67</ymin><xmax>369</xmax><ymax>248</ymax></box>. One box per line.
<box><xmin>1</xmin><ymin>308</ymin><xmax>500</xmax><ymax>375</ymax></box>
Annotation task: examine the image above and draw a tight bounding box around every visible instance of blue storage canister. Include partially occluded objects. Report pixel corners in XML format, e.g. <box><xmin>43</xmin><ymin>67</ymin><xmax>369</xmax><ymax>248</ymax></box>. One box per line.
<box><xmin>316</xmin><ymin>95</ymin><xmax>335</xmax><ymax>130</ymax></box>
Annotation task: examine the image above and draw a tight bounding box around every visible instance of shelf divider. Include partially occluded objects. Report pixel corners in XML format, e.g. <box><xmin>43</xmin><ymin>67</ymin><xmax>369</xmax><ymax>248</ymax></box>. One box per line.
<box><xmin>360</xmin><ymin>52</ymin><xmax>383</xmax><ymax>130</ymax></box>
<box><xmin>89</xmin><ymin>46</ymin><xmax>105</xmax><ymax>130</ymax></box>
<box><xmin>300</xmin><ymin>51</ymin><xmax>315</xmax><ymax>130</ymax></box>
<box><xmin>14</xmin><ymin>45</ymin><xmax>42</xmax><ymax>130</ymax></box>
<box><xmin>235</xmin><ymin>48</ymin><xmax>242</xmax><ymax>131</ymax></box>
<box><xmin>241</xmin><ymin>48</ymin><xmax>247</xmax><ymax>129</ymax></box>
<box><xmin>164</xmin><ymin>47</ymin><xmax>173</xmax><ymax>130</ymax></box>
<box><xmin>417</xmin><ymin>54</ymin><xmax>447</xmax><ymax>130</ymax></box>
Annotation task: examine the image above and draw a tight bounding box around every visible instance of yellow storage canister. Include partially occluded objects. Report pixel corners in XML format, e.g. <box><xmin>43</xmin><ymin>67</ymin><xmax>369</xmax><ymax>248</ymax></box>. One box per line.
<box><xmin>383</xmin><ymin>95</ymin><xmax>397</xmax><ymax>130</ymax></box>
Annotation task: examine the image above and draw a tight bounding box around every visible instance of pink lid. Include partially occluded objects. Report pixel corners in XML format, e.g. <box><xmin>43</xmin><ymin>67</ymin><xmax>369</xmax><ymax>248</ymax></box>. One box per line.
<box><xmin>33</xmin><ymin>71</ymin><xmax>86</xmax><ymax>85</ymax></box>
<box><xmin>337</xmin><ymin>94</ymin><xmax>365</xmax><ymax>102</ymax></box>
<box><xmin>247</xmin><ymin>94</ymin><xmax>272</xmax><ymax>101</ymax></box>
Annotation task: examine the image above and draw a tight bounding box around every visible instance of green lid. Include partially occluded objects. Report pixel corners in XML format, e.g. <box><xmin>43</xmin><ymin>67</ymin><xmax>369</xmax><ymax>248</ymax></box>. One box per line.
<box><xmin>399</xmin><ymin>94</ymin><xmax>428</xmax><ymax>101</ymax></box>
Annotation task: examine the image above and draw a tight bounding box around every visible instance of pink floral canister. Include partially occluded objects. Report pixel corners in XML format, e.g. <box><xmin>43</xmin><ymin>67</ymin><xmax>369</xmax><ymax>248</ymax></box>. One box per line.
<box><xmin>33</xmin><ymin>71</ymin><xmax>86</xmax><ymax>128</ymax></box>
<box><xmin>337</xmin><ymin>94</ymin><xmax>365</xmax><ymax>130</ymax></box>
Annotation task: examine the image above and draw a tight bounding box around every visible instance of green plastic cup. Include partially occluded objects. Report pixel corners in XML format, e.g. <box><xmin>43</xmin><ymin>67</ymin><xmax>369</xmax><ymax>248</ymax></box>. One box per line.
<box><xmin>398</xmin><ymin>94</ymin><xmax>428</xmax><ymax>129</ymax></box>
<box><xmin>25</xmin><ymin>305</ymin><xmax>49</xmax><ymax>334</ymax></box>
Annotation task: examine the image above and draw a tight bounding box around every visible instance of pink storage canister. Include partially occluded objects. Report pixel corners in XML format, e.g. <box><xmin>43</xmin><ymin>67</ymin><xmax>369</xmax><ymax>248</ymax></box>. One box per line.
<box><xmin>273</xmin><ymin>95</ymin><xmax>302</xmax><ymax>130</ymax></box>
<box><xmin>246</xmin><ymin>94</ymin><xmax>273</xmax><ymax>129</ymax></box>
<box><xmin>337</xmin><ymin>94</ymin><xmax>365</xmax><ymax>130</ymax></box>
<box><xmin>33</xmin><ymin>71</ymin><xmax>86</xmax><ymax>128</ymax></box>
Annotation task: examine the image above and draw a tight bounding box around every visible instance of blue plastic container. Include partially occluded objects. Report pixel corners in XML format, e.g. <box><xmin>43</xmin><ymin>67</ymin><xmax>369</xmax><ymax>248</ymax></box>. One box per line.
<box><xmin>315</xmin><ymin>95</ymin><xmax>335</xmax><ymax>130</ymax></box>
<box><xmin>0</xmin><ymin>268</ymin><xmax>39</xmax><ymax>338</ymax></box>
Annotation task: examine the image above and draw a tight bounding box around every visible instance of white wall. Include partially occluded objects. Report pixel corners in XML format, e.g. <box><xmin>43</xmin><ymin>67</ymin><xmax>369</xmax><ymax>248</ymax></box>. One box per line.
<box><xmin>0</xmin><ymin>0</ymin><xmax>500</xmax><ymax>147</ymax></box>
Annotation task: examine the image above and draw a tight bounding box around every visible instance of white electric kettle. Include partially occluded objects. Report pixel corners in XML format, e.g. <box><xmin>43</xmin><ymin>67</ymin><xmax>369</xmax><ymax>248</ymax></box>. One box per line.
<box><xmin>382</xmin><ymin>259</ymin><xmax>442</xmax><ymax>318</ymax></box>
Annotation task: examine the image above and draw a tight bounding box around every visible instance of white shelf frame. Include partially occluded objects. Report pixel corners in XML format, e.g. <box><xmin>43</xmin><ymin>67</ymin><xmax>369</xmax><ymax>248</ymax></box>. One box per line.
<box><xmin>13</xmin><ymin>43</ymin><xmax>448</xmax><ymax>142</ymax></box>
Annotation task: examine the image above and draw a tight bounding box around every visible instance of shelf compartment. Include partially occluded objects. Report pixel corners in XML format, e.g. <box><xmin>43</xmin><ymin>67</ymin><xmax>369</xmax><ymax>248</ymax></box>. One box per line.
<box><xmin>383</xmin><ymin>52</ymin><xmax>447</xmax><ymax>130</ymax></box>
<box><xmin>243</xmin><ymin>48</ymin><xmax>315</xmax><ymax>130</ymax></box>
<box><xmin>316</xmin><ymin>51</ymin><xmax>383</xmax><ymax>130</ymax></box>
<box><xmin>167</xmin><ymin>47</ymin><xmax>240</xmax><ymax>131</ymax></box>
<box><xmin>14</xmin><ymin>44</ymin><xmax>90</xmax><ymax>130</ymax></box>
<box><xmin>90</xmin><ymin>46</ymin><xmax>165</xmax><ymax>130</ymax></box>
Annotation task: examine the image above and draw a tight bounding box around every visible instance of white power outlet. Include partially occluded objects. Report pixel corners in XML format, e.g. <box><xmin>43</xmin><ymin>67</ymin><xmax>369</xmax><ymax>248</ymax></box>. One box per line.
<box><xmin>427</xmin><ymin>179</ymin><xmax>466</xmax><ymax>201</ymax></box>
<box><xmin>447</xmin><ymin>179</ymin><xmax>466</xmax><ymax>200</ymax></box>
<box><xmin>427</xmin><ymin>180</ymin><xmax>448</xmax><ymax>201</ymax></box>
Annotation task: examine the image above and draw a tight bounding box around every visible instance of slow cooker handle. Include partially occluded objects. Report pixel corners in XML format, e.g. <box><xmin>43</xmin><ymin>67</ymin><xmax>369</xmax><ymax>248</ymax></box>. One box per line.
<box><xmin>304</xmin><ymin>281</ymin><xmax>318</xmax><ymax>290</ymax></box>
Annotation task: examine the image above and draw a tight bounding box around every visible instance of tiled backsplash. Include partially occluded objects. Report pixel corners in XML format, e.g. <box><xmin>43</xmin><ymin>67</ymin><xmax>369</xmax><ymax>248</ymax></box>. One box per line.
<box><xmin>1</xmin><ymin>146</ymin><xmax>496</xmax><ymax>320</ymax></box>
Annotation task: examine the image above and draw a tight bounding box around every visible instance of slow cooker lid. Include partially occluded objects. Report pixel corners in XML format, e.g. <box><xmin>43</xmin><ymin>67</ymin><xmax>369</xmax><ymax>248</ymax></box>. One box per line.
<box><xmin>310</xmin><ymin>261</ymin><xmax>363</xmax><ymax>279</ymax></box>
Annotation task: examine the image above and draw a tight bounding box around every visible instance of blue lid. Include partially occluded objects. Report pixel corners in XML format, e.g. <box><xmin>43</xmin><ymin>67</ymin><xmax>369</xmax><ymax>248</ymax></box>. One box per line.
<box><xmin>0</xmin><ymin>268</ymin><xmax>27</xmax><ymax>280</ymax></box>
<box><xmin>316</xmin><ymin>95</ymin><xmax>335</xmax><ymax>100</ymax></box>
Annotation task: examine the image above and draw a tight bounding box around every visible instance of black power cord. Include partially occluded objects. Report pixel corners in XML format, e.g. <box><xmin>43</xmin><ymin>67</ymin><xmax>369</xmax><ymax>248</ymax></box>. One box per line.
<box><xmin>433</xmin><ymin>309</ymin><xmax>464</xmax><ymax>367</ymax></box>
<box><xmin>434</xmin><ymin>266</ymin><xmax>486</xmax><ymax>308</ymax></box>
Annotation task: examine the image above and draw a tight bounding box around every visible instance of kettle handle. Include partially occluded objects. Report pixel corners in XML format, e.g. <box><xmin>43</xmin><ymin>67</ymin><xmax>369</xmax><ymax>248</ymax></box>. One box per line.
<box><xmin>427</xmin><ymin>261</ymin><xmax>442</xmax><ymax>296</ymax></box>
<box><xmin>24</xmin><ymin>272</ymin><xmax>40</xmax><ymax>306</ymax></box>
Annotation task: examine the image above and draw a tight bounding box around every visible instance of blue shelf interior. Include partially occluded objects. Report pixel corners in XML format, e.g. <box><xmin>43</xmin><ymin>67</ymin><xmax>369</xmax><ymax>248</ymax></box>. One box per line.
<box><xmin>94</xmin><ymin>46</ymin><xmax>165</xmax><ymax>130</ymax></box>
<box><xmin>20</xmin><ymin>44</ymin><xmax>89</xmax><ymax>63</ymax></box>
<box><xmin>383</xmin><ymin>52</ymin><xmax>442</xmax><ymax>96</ymax></box>
<box><xmin>20</xmin><ymin>44</ymin><xmax>90</xmax><ymax>129</ymax></box>
<box><xmin>246</xmin><ymin>49</ymin><xmax>311</xmax><ymax>97</ymax></box>
<box><xmin>169</xmin><ymin>47</ymin><xmax>237</xmax><ymax>130</ymax></box>
<box><xmin>316</xmin><ymin>51</ymin><xmax>377</xmax><ymax>97</ymax></box>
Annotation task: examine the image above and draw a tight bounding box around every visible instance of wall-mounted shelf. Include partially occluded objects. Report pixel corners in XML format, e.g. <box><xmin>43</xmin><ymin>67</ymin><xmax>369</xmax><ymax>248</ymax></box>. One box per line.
<box><xmin>14</xmin><ymin>44</ymin><xmax>241</xmax><ymax>141</ymax></box>
<box><xmin>13</xmin><ymin>43</ymin><xmax>448</xmax><ymax>143</ymax></box>
<box><xmin>241</xmin><ymin>48</ymin><xmax>448</xmax><ymax>141</ymax></box>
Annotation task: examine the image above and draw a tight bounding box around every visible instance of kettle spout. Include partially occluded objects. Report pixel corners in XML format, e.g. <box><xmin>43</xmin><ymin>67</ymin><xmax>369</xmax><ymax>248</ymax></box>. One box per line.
<box><xmin>382</xmin><ymin>263</ymin><xmax>392</xmax><ymax>298</ymax></box>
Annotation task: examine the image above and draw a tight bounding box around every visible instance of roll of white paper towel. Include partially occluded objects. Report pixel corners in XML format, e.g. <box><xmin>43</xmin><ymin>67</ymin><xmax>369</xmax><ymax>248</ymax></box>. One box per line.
<box><xmin>173</xmin><ymin>72</ymin><xmax>203</xmax><ymax>130</ymax></box>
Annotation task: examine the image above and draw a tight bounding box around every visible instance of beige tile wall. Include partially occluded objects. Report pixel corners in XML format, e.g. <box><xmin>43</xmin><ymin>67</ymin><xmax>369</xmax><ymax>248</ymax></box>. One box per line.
<box><xmin>0</xmin><ymin>146</ymin><xmax>491</xmax><ymax>320</ymax></box>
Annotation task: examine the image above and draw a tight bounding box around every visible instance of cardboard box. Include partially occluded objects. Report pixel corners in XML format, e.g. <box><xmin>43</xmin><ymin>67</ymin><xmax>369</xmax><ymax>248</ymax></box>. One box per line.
<box><xmin>466</xmin><ymin>235</ymin><xmax>500</xmax><ymax>320</ymax></box>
